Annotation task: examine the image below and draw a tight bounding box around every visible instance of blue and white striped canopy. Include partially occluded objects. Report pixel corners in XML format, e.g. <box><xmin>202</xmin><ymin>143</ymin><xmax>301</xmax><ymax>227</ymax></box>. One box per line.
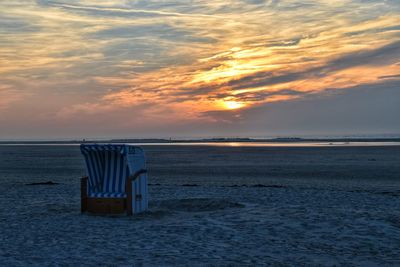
<box><xmin>80</xmin><ymin>144</ymin><xmax>145</xmax><ymax>194</ymax></box>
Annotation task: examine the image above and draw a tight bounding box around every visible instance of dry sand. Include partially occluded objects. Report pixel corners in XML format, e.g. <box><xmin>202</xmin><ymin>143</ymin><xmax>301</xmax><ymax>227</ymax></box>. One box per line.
<box><xmin>0</xmin><ymin>145</ymin><xmax>399</xmax><ymax>266</ymax></box>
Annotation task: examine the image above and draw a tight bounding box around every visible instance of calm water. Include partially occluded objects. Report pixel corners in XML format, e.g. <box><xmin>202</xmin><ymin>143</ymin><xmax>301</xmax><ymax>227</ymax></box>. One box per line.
<box><xmin>1</xmin><ymin>141</ymin><xmax>400</xmax><ymax>147</ymax></box>
<box><xmin>1</xmin><ymin>145</ymin><xmax>400</xmax><ymax>190</ymax></box>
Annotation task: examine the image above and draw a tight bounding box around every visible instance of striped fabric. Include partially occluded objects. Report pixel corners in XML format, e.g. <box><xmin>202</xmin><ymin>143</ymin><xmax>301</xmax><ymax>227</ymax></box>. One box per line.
<box><xmin>89</xmin><ymin>192</ymin><xmax>127</xmax><ymax>198</ymax></box>
<box><xmin>80</xmin><ymin>144</ymin><xmax>148</xmax><ymax>214</ymax></box>
<box><xmin>81</xmin><ymin>149</ymin><xmax>105</xmax><ymax>192</ymax></box>
<box><xmin>103</xmin><ymin>151</ymin><xmax>129</xmax><ymax>194</ymax></box>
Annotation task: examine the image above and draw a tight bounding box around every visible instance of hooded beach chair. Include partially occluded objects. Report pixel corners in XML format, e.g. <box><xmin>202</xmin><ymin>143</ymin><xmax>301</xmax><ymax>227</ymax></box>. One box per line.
<box><xmin>80</xmin><ymin>144</ymin><xmax>148</xmax><ymax>215</ymax></box>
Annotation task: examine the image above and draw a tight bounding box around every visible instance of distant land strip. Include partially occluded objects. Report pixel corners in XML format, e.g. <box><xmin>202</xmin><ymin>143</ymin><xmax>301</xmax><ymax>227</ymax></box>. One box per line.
<box><xmin>1</xmin><ymin>137</ymin><xmax>400</xmax><ymax>144</ymax></box>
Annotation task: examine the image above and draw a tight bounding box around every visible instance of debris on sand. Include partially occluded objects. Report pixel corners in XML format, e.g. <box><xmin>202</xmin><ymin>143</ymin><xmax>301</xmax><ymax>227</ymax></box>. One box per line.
<box><xmin>181</xmin><ymin>184</ymin><xmax>199</xmax><ymax>187</ymax></box>
<box><xmin>25</xmin><ymin>181</ymin><xmax>59</xmax><ymax>186</ymax></box>
<box><xmin>251</xmin><ymin>184</ymin><xmax>286</xmax><ymax>188</ymax></box>
<box><xmin>227</xmin><ymin>184</ymin><xmax>287</xmax><ymax>188</ymax></box>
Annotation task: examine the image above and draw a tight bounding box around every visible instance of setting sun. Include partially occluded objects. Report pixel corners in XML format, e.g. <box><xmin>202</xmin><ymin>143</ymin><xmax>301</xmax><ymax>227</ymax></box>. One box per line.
<box><xmin>223</xmin><ymin>100</ymin><xmax>245</xmax><ymax>110</ymax></box>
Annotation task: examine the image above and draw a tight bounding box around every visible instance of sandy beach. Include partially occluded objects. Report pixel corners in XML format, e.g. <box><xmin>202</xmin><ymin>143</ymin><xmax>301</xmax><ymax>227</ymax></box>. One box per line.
<box><xmin>0</xmin><ymin>145</ymin><xmax>400</xmax><ymax>266</ymax></box>
<box><xmin>2</xmin><ymin>0</ymin><xmax>400</xmax><ymax>265</ymax></box>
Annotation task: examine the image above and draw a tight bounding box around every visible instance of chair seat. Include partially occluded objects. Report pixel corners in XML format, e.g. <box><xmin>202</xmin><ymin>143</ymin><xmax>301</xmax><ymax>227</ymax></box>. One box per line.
<box><xmin>88</xmin><ymin>192</ymin><xmax>127</xmax><ymax>198</ymax></box>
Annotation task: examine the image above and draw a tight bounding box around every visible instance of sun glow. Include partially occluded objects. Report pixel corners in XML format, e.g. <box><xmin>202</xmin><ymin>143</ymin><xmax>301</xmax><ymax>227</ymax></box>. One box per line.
<box><xmin>223</xmin><ymin>100</ymin><xmax>245</xmax><ymax>110</ymax></box>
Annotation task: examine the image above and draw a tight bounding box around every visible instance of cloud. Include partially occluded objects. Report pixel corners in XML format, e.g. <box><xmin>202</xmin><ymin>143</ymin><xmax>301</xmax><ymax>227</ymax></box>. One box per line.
<box><xmin>378</xmin><ymin>74</ymin><xmax>400</xmax><ymax>79</ymax></box>
<box><xmin>1</xmin><ymin>0</ymin><xmax>400</xmax><ymax>138</ymax></box>
<box><xmin>91</xmin><ymin>24</ymin><xmax>216</xmax><ymax>43</ymax></box>
<box><xmin>227</xmin><ymin>41</ymin><xmax>400</xmax><ymax>91</ymax></box>
<box><xmin>50</xmin><ymin>3</ymin><xmax>185</xmax><ymax>18</ymax></box>
<box><xmin>43</xmin><ymin>1</ymin><xmax>225</xmax><ymax>18</ymax></box>
<box><xmin>201</xmin><ymin>79</ymin><xmax>400</xmax><ymax>135</ymax></box>
<box><xmin>345</xmin><ymin>25</ymin><xmax>400</xmax><ymax>36</ymax></box>
<box><xmin>0</xmin><ymin>13</ymin><xmax>40</xmax><ymax>33</ymax></box>
<box><xmin>0</xmin><ymin>85</ymin><xmax>28</xmax><ymax>110</ymax></box>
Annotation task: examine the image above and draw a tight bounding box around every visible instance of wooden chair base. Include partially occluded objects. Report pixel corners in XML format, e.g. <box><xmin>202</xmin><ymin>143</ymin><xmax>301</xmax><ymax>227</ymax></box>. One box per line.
<box><xmin>83</xmin><ymin>197</ymin><xmax>127</xmax><ymax>214</ymax></box>
<box><xmin>80</xmin><ymin>175</ymin><xmax>144</xmax><ymax>216</ymax></box>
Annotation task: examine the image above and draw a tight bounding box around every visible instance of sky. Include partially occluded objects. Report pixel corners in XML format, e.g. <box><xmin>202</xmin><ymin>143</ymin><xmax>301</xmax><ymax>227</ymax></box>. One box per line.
<box><xmin>0</xmin><ymin>0</ymin><xmax>400</xmax><ymax>139</ymax></box>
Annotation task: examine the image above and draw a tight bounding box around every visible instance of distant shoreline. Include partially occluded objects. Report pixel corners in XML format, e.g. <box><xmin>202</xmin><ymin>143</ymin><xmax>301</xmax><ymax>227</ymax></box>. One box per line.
<box><xmin>1</xmin><ymin>137</ymin><xmax>400</xmax><ymax>145</ymax></box>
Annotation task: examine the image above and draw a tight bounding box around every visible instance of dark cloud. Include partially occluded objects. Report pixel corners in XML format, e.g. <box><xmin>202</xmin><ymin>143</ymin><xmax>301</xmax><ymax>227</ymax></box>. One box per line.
<box><xmin>205</xmin><ymin>89</ymin><xmax>308</xmax><ymax>102</ymax></box>
<box><xmin>200</xmin><ymin>110</ymin><xmax>243</xmax><ymax>123</ymax></box>
<box><xmin>0</xmin><ymin>14</ymin><xmax>40</xmax><ymax>33</ymax></box>
<box><xmin>91</xmin><ymin>24</ymin><xmax>216</xmax><ymax>43</ymax></box>
<box><xmin>379</xmin><ymin>74</ymin><xmax>400</xmax><ymax>79</ymax></box>
<box><xmin>42</xmin><ymin>2</ymin><xmax>177</xmax><ymax>18</ymax></box>
<box><xmin>345</xmin><ymin>25</ymin><xmax>400</xmax><ymax>36</ymax></box>
<box><xmin>265</xmin><ymin>38</ymin><xmax>302</xmax><ymax>47</ymax></box>
<box><xmin>327</xmin><ymin>40</ymin><xmax>400</xmax><ymax>68</ymax></box>
<box><xmin>201</xmin><ymin>79</ymin><xmax>400</xmax><ymax>136</ymax></box>
<box><xmin>244</xmin><ymin>0</ymin><xmax>267</xmax><ymax>5</ymax></box>
<box><xmin>234</xmin><ymin>89</ymin><xmax>308</xmax><ymax>102</ymax></box>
